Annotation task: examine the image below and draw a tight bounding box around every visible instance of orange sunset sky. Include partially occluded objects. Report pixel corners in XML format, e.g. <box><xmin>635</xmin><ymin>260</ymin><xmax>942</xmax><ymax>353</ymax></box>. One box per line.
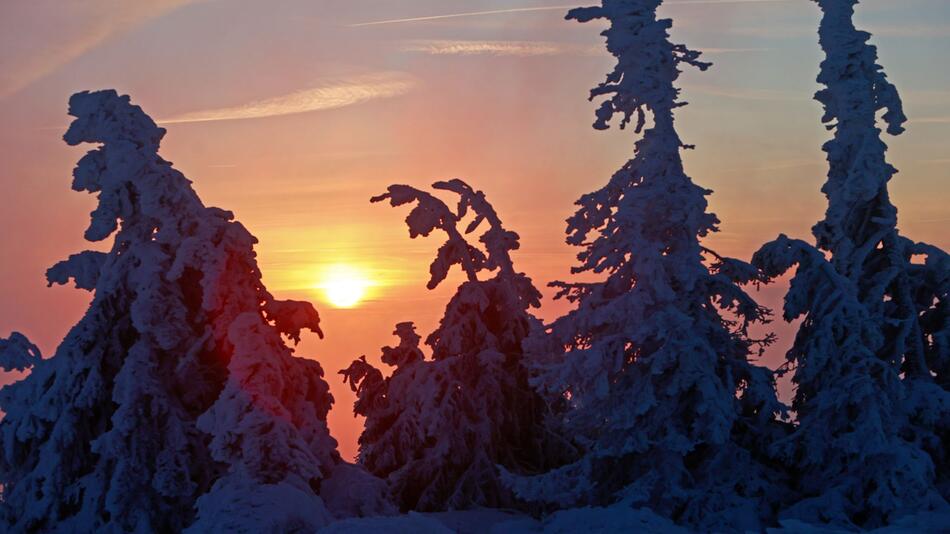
<box><xmin>1</xmin><ymin>0</ymin><xmax>948</xmax><ymax>459</ymax></box>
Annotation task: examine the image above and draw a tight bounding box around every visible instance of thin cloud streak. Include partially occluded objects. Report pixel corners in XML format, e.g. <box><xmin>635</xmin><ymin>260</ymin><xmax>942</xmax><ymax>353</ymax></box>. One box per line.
<box><xmin>160</xmin><ymin>73</ymin><xmax>416</xmax><ymax>124</ymax></box>
<box><xmin>0</xmin><ymin>0</ymin><xmax>198</xmax><ymax>99</ymax></box>
<box><xmin>348</xmin><ymin>0</ymin><xmax>789</xmax><ymax>27</ymax></box>
<box><xmin>401</xmin><ymin>39</ymin><xmax>598</xmax><ymax>57</ymax></box>
<box><xmin>401</xmin><ymin>40</ymin><xmax>768</xmax><ymax>57</ymax></box>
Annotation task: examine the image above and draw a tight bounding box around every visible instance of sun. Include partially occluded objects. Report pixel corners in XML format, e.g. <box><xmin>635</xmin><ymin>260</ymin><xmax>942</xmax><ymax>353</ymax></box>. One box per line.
<box><xmin>317</xmin><ymin>264</ymin><xmax>372</xmax><ymax>308</ymax></box>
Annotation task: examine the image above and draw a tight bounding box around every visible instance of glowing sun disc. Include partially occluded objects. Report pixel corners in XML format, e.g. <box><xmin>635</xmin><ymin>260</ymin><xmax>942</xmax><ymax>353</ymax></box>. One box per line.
<box><xmin>318</xmin><ymin>264</ymin><xmax>371</xmax><ymax>308</ymax></box>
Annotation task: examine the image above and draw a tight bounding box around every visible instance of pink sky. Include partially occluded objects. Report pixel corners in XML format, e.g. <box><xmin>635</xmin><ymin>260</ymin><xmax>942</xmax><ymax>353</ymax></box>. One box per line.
<box><xmin>1</xmin><ymin>0</ymin><xmax>948</xmax><ymax>459</ymax></box>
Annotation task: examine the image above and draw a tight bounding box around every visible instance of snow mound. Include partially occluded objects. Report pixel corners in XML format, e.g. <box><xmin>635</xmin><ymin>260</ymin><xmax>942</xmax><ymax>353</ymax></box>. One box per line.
<box><xmin>187</xmin><ymin>473</ymin><xmax>333</xmax><ymax>533</ymax></box>
<box><xmin>541</xmin><ymin>504</ymin><xmax>689</xmax><ymax>534</ymax></box>
<box><xmin>320</xmin><ymin>462</ymin><xmax>396</xmax><ymax>519</ymax></box>
<box><xmin>771</xmin><ymin>507</ymin><xmax>950</xmax><ymax>533</ymax></box>
<box><xmin>319</xmin><ymin>512</ymin><xmax>451</xmax><ymax>534</ymax></box>
<box><xmin>428</xmin><ymin>509</ymin><xmax>540</xmax><ymax>533</ymax></box>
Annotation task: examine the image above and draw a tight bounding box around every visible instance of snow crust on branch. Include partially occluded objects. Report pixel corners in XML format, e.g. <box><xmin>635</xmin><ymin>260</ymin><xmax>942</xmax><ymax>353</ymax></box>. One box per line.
<box><xmin>0</xmin><ymin>332</ymin><xmax>41</xmax><ymax>372</ymax></box>
<box><xmin>46</xmin><ymin>251</ymin><xmax>107</xmax><ymax>291</ymax></box>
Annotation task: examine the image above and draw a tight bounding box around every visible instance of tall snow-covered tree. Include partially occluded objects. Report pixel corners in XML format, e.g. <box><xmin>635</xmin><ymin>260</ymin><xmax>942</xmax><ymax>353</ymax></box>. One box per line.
<box><xmin>753</xmin><ymin>0</ymin><xmax>949</xmax><ymax>528</ymax></box>
<box><xmin>507</xmin><ymin>2</ymin><xmax>787</xmax><ymax>531</ymax></box>
<box><xmin>341</xmin><ymin>180</ymin><xmax>573</xmax><ymax>512</ymax></box>
<box><xmin>0</xmin><ymin>90</ymin><xmax>342</xmax><ymax>532</ymax></box>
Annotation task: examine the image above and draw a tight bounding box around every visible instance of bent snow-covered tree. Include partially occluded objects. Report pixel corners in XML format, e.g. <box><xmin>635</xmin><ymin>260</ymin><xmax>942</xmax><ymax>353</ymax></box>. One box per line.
<box><xmin>341</xmin><ymin>180</ymin><xmax>572</xmax><ymax>512</ymax></box>
<box><xmin>508</xmin><ymin>2</ymin><xmax>787</xmax><ymax>531</ymax></box>
<box><xmin>753</xmin><ymin>0</ymin><xmax>949</xmax><ymax>528</ymax></box>
<box><xmin>0</xmin><ymin>90</ymin><xmax>341</xmax><ymax>533</ymax></box>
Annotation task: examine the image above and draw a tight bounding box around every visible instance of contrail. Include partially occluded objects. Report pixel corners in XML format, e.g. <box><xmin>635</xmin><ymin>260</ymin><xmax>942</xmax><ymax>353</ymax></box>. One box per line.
<box><xmin>348</xmin><ymin>6</ymin><xmax>574</xmax><ymax>27</ymax></box>
<box><xmin>348</xmin><ymin>0</ymin><xmax>790</xmax><ymax>27</ymax></box>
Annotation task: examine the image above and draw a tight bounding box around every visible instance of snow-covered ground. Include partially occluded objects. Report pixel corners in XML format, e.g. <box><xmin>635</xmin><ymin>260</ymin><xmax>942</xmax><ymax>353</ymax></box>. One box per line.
<box><xmin>320</xmin><ymin>506</ymin><xmax>685</xmax><ymax>533</ymax></box>
<box><xmin>319</xmin><ymin>505</ymin><xmax>950</xmax><ymax>533</ymax></box>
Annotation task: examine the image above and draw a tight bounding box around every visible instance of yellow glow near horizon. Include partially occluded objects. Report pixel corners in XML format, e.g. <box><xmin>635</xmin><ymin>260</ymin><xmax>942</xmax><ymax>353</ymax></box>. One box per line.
<box><xmin>317</xmin><ymin>264</ymin><xmax>372</xmax><ymax>308</ymax></box>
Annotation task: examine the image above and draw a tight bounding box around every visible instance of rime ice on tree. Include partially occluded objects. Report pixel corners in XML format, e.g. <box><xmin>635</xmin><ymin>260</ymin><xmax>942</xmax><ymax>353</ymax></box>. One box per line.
<box><xmin>0</xmin><ymin>90</ymin><xmax>342</xmax><ymax>532</ymax></box>
<box><xmin>0</xmin><ymin>333</ymin><xmax>41</xmax><ymax>373</ymax></box>
<box><xmin>507</xmin><ymin>1</ymin><xmax>787</xmax><ymax>531</ymax></box>
<box><xmin>341</xmin><ymin>180</ymin><xmax>573</xmax><ymax>512</ymax></box>
<box><xmin>753</xmin><ymin>0</ymin><xmax>950</xmax><ymax>528</ymax></box>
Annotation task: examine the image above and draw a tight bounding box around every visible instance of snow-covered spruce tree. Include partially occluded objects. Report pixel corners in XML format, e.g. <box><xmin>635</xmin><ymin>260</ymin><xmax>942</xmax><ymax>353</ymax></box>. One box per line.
<box><xmin>752</xmin><ymin>0</ymin><xmax>950</xmax><ymax>528</ymax></box>
<box><xmin>506</xmin><ymin>2</ymin><xmax>788</xmax><ymax>531</ymax></box>
<box><xmin>0</xmin><ymin>90</ymin><xmax>342</xmax><ymax>532</ymax></box>
<box><xmin>341</xmin><ymin>180</ymin><xmax>573</xmax><ymax>512</ymax></box>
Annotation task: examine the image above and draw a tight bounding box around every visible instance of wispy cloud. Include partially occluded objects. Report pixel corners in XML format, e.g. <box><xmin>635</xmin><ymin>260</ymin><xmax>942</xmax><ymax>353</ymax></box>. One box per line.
<box><xmin>401</xmin><ymin>39</ymin><xmax>598</xmax><ymax>57</ymax></box>
<box><xmin>348</xmin><ymin>0</ymin><xmax>790</xmax><ymax>27</ymax></box>
<box><xmin>400</xmin><ymin>39</ymin><xmax>768</xmax><ymax>58</ymax></box>
<box><xmin>0</xmin><ymin>0</ymin><xmax>198</xmax><ymax>99</ymax></box>
<box><xmin>160</xmin><ymin>73</ymin><xmax>416</xmax><ymax>124</ymax></box>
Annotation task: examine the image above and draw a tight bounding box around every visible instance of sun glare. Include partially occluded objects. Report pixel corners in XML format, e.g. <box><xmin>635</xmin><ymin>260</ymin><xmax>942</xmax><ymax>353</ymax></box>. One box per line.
<box><xmin>317</xmin><ymin>264</ymin><xmax>372</xmax><ymax>308</ymax></box>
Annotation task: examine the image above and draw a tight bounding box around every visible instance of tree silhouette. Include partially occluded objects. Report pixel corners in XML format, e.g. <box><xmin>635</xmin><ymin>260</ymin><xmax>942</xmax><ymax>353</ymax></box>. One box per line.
<box><xmin>509</xmin><ymin>2</ymin><xmax>787</xmax><ymax>530</ymax></box>
<box><xmin>753</xmin><ymin>0</ymin><xmax>949</xmax><ymax>528</ymax></box>
<box><xmin>342</xmin><ymin>180</ymin><xmax>572</xmax><ymax>512</ymax></box>
<box><xmin>0</xmin><ymin>90</ymin><xmax>340</xmax><ymax>532</ymax></box>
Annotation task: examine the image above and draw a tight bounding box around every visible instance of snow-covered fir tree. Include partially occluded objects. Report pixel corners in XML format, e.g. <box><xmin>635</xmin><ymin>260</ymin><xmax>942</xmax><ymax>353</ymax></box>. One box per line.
<box><xmin>0</xmin><ymin>90</ymin><xmax>345</xmax><ymax>532</ymax></box>
<box><xmin>753</xmin><ymin>0</ymin><xmax>950</xmax><ymax>528</ymax></box>
<box><xmin>507</xmin><ymin>1</ymin><xmax>788</xmax><ymax>531</ymax></box>
<box><xmin>341</xmin><ymin>180</ymin><xmax>573</xmax><ymax>512</ymax></box>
